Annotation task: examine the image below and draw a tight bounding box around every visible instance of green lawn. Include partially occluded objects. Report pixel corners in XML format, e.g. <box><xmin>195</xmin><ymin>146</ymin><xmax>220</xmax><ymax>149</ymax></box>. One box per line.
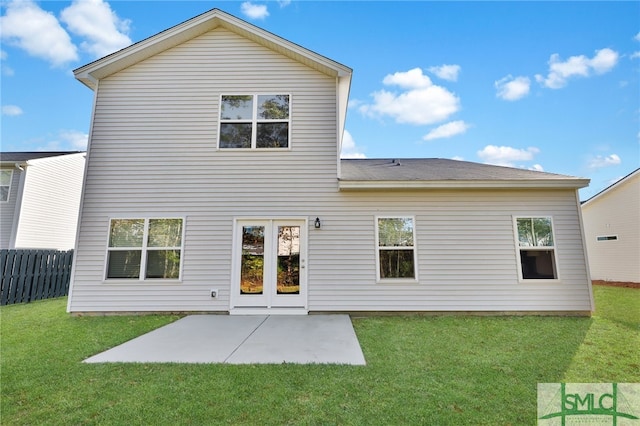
<box><xmin>1</xmin><ymin>286</ymin><xmax>638</xmax><ymax>425</ymax></box>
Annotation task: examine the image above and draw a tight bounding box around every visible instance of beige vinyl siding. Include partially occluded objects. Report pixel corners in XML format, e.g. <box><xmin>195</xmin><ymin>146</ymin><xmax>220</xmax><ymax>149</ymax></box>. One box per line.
<box><xmin>0</xmin><ymin>168</ymin><xmax>22</xmax><ymax>248</ymax></box>
<box><xmin>69</xmin><ymin>28</ymin><xmax>591</xmax><ymax>312</ymax></box>
<box><xmin>69</xmin><ymin>28</ymin><xmax>340</xmax><ymax>312</ymax></box>
<box><xmin>582</xmin><ymin>172</ymin><xmax>640</xmax><ymax>283</ymax></box>
<box><xmin>307</xmin><ymin>189</ymin><xmax>591</xmax><ymax>312</ymax></box>
<box><xmin>13</xmin><ymin>154</ymin><xmax>85</xmax><ymax>250</ymax></box>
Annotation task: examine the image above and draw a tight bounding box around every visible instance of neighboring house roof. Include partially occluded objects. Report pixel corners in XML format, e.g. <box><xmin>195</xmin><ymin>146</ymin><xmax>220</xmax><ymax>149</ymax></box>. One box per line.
<box><xmin>581</xmin><ymin>168</ymin><xmax>640</xmax><ymax>206</ymax></box>
<box><xmin>339</xmin><ymin>158</ymin><xmax>590</xmax><ymax>189</ymax></box>
<box><xmin>73</xmin><ymin>9</ymin><xmax>352</xmax><ymax>150</ymax></box>
<box><xmin>0</xmin><ymin>151</ymin><xmax>84</xmax><ymax>165</ymax></box>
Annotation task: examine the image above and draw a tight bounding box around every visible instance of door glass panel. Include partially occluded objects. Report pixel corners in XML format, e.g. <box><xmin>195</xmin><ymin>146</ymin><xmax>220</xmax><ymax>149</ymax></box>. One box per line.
<box><xmin>277</xmin><ymin>226</ymin><xmax>300</xmax><ymax>295</ymax></box>
<box><xmin>241</xmin><ymin>226</ymin><xmax>264</xmax><ymax>294</ymax></box>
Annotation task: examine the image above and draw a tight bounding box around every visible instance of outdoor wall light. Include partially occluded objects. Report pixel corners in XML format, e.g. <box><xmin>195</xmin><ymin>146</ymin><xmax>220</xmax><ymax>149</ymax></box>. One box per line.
<box><xmin>314</xmin><ymin>217</ymin><xmax>321</xmax><ymax>229</ymax></box>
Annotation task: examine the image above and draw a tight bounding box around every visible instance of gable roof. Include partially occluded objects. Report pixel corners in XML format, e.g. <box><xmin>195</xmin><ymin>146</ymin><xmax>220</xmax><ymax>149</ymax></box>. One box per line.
<box><xmin>339</xmin><ymin>158</ymin><xmax>589</xmax><ymax>190</ymax></box>
<box><xmin>0</xmin><ymin>151</ymin><xmax>84</xmax><ymax>165</ymax></box>
<box><xmin>73</xmin><ymin>8</ymin><xmax>352</xmax><ymax>154</ymax></box>
<box><xmin>74</xmin><ymin>8</ymin><xmax>352</xmax><ymax>89</ymax></box>
<box><xmin>581</xmin><ymin>168</ymin><xmax>640</xmax><ymax>206</ymax></box>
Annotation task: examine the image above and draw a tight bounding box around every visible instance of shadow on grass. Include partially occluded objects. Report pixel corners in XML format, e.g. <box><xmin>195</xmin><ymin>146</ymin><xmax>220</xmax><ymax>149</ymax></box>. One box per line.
<box><xmin>2</xmin><ymin>292</ymin><xmax>638</xmax><ymax>425</ymax></box>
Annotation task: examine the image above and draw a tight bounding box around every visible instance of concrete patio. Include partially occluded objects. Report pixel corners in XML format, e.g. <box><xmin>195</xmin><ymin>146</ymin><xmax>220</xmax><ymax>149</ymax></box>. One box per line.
<box><xmin>83</xmin><ymin>314</ymin><xmax>366</xmax><ymax>365</ymax></box>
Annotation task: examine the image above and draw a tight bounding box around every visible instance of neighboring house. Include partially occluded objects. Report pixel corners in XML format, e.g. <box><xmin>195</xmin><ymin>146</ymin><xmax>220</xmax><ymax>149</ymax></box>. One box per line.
<box><xmin>581</xmin><ymin>169</ymin><xmax>640</xmax><ymax>283</ymax></box>
<box><xmin>67</xmin><ymin>9</ymin><xmax>593</xmax><ymax>314</ymax></box>
<box><xmin>0</xmin><ymin>152</ymin><xmax>85</xmax><ymax>250</ymax></box>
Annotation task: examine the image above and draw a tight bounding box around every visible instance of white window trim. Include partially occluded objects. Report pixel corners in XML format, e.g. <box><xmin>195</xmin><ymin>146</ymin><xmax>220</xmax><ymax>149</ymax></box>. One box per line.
<box><xmin>374</xmin><ymin>215</ymin><xmax>418</xmax><ymax>283</ymax></box>
<box><xmin>0</xmin><ymin>169</ymin><xmax>13</xmax><ymax>202</ymax></box>
<box><xmin>217</xmin><ymin>93</ymin><xmax>292</xmax><ymax>151</ymax></box>
<box><xmin>512</xmin><ymin>215</ymin><xmax>560</xmax><ymax>283</ymax></box>
<box><xmin>103</xmin><ymin>217</ymin><xmax>185</xmax><ymax>283</ymax></box>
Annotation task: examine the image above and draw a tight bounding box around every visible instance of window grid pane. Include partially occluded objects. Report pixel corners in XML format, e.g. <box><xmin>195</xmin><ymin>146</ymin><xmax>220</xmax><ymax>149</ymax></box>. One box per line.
<box><xmin>379</xmin><ymin>249</ymin><xmax>415</xmax><ymax>279</ymax></box>
<box><xmin>146</xmin><ymin>250</ymin><xmax>181</xmax><ymax>279</ymax></box>
<box><xmin>256</xmin><ymin>122</ymin><xmax>288</xmax><ymax>148</ymax></box>
<box><xmin>378</xmin><ymin>218</ymin><xmax>414</xmax><ymax>247</ymax></box>
<box><xmin>109</xmin><ymin>219</ymin><xmax>145</xmax><ymax>247</ymax></box>
<box><xmin>107</xmin><ymin>250</ymin><xmax>141</xmax><ymax>279</ymax></box>
<box><xmin>258</xmin><ymin>95</ymin><xmax>289</xmax><ymax>119</ymax></box>
<box><xmin>221</xmin><ymin>95</ymin><xmax>253</xmax><ymax>120</ymax></box>
<box><xmin>148</xmin><ymin>219</ymin><xmax>182</xmax><ymax>247</ymax></box>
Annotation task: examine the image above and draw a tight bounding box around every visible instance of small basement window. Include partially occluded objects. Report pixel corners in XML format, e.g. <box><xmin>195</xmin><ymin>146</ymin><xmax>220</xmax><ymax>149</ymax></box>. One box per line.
<box><xmin>596</xmin><ymin>235</ymin><xmax>618</xmax><ymax>241</ymax></box>
<box><xmin>514</xmin><ymin>217</ymin><xmax>558</xmax><ymax>280</ymax></box>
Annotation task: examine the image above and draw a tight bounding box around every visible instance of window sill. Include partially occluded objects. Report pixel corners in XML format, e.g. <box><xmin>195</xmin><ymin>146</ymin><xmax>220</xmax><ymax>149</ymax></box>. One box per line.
<box><xmin>518</xmin><ymin>278</ymin><xmax>561</xmax><ymax>284</ymax></box>
<box><xmin>102</xmin><ymin>279</ymin><xmax>182</xmax><ymax>285</ymax></box>
<box><xmin>216</xmin><ymin>147</ymin><xmax>291</xmax><ymax>152</ymax></box>
<box><xmin>376</xmin><ymin>278</ymin><xmax>419</xmax><ymax>285</ymax></box>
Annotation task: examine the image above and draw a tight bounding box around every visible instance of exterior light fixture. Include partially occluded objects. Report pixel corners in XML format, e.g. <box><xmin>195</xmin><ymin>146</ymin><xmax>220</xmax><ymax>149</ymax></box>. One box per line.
<box><xmin>314</xmin><ymin>217</ymin><xmax>321</xmax><ymax>229</ymax></box>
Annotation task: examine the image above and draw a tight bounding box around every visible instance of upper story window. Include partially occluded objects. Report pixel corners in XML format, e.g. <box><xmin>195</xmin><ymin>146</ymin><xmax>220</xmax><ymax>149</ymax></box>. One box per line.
<box><xmin>514</xmin><ymin>216</ymin><xmax>558</xmax><ymax>280</ymax></box>
<box><xmin>1</xmin><ymin>170</ymin><xmax>13</xmax><ymax>202</ymax></box>
<box><xmin>219</xmin><ymin>94</ymin><xmax>290</xmax><ymax>149</ymax></box>
<box><xmin>376</xmin><ymin>216</ymin><xmax>417</xmax><ymax>282</ymax></box>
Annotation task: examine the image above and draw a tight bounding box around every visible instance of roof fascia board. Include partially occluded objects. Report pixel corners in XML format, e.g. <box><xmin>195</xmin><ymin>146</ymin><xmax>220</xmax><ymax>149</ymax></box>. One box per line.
<box><xmin>74</xmin><ymin>9</ymin><xmax>351</xmax><ymax>90</ymax></box>
<box><xmin>338</xmin><ymin>179</ymin><xmax>590</xmax><ymax>190</ymax></box>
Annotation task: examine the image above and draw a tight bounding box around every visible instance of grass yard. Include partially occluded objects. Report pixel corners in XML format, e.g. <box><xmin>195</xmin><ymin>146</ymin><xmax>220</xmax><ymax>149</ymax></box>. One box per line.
<box><xmin>1</xmin><ymin>286</ymin><xmax>638</xmax><ymax>425</ymax></box>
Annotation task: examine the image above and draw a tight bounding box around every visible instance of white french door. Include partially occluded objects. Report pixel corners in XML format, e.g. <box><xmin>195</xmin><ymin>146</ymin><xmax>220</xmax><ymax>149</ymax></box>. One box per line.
<box><xmin>231</xmin><ymin>219</ymin><xmax>307</xmax><ymax>311</ymax></box>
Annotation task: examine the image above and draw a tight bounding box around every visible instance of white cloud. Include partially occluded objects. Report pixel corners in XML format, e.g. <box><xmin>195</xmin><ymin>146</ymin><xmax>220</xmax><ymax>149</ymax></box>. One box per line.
<box><xmin>0</xmin><ymin>0</ymin><xmax>78</xmax><ymax>67</ymax></box>
<box><xmin>428</xmin><ymin>64</ymin><xmax>461</xmax><ymax>82</ymax></box>
<box><xmin>589</xmin><ymin>48</ymin><xmax>619</xmax><ymax>74</ymax></box>
<box><xmin>423</xmin><ymin>120</ymin><xmax>469</xmax><ymax>141</ymax></box>
<box><xmin>382</xmin><ymin>68</ymin><xmax>432</xmax><ymax>89</ymax></box>
<box><xmin>535</xmin><ymin>48</ymin><xmax>619</xmax><ymax>89</ymax></box>
<box><xmin>60</xmin><ymin>130</ymin><xmax>89</xmax><ymax>150</ymax></box>
<box><xmin>529</xmin><ymin>164</ymin><xmax>544</xmax><ymax>172</ymax></box>
<box><xmin>38</xmin><ymin>130</ymin><xmax>88</xmax><ymax>151</ymax></box>
<box><xmin>495</xmin><ymin>75</ymin><xmax>531</xmax><ymax>101</ymax></box>
<box><xmin>0</xmin><ymin>50</ymin><xmax>6</xmax><ymax>60</ymax></box>
<box><xmin>631</xmin><ymin>52</ymin><xmax>640</xmax><ymax>60</ymax></box>
<box><xmin>452</xmin><ymin>156</ymin><xmax>464</xmax><ymax>161</ymax></box>
<box><xmin>360</xmin><ymin>68</ymin><xmax>460</xmax><ymax>125</ymax></box>
<box><xmin>348</xmin><ymin>99</ymin><xmax>363</xmax><ymax>109</ymax></box>
<box><xmin>2</xmin><ymin>105</ymin><xmax>23</xmax><ymax>116</ymax></box>
<box><xmin>60</xmin><ymin>0</ymin><xmax>131</xmax><ymax>58</ymax></box>
<box><xmin>340</xmin><ymin>130</ymin><xmax>366</xmax><ymax>159</ymax></box>
<box><xmin>241</xmin><ymin>2</ymin><xmax>269</xmax><ymax>20</ymax></box>
<box><xmin>277</xmin><ymin>0</ymin><xmax>292</xmax><ymax>7</ymax></box>
<box><xmin>477</xmin><ymin>145</ymin><xmax>540</xmax><ymax>167</ymax></box>
<box><xmin>588</xmin><ymin>154</ymin><xmax>621</xmax><ymax>169</ymax></box>
<box><xmin>635</xmin><ymin>32</ymin><xmax>640</xmax><ymax>42</ymax></box>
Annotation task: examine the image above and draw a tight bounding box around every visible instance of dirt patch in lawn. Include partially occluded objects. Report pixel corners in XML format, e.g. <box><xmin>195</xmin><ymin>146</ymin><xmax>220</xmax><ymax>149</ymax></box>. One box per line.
<box><xmin>593</xmin><ymin>280</ymin><xmax>640</xmax><ymax>289</ymax></box>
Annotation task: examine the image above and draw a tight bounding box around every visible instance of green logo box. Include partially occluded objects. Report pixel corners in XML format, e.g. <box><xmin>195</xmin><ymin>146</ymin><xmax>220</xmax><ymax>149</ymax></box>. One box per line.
<box><xmin>538</xmin><ymin>383</ymin><xmax>640</xmax><ymax>425</ymax></box>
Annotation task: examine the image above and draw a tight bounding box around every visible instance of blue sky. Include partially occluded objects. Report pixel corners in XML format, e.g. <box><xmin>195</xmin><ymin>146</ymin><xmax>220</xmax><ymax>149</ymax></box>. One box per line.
<box><xmin>1</xmin><ymin>1</ymin><xmax>638</xmax><ymax>200</ymax></box>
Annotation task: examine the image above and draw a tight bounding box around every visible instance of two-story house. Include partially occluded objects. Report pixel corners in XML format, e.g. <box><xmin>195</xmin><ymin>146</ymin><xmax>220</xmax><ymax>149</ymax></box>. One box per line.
<box><xmin>1</xmin><ymin>151</ymin><xmax>85</xmax><ymax>250</ymax></box>
<box><xmin>67</xmin><ymin>9</ymin><xmax>593</xmax><ymax>314</ymax></box>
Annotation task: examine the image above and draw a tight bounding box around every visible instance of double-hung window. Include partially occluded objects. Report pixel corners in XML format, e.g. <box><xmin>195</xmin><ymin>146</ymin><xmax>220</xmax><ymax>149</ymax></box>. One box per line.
<box><xmin>1</xmin><ymin>170</ymin><xmax>13</xmax><ymax>202</ymax></box>
<box><xmin>106</xmin><ymin>218</ymin><xmax>184</xmax><ymax>280</ymax></box>
<box><xmin>376</xmin><ymin>216</ymin><xmax>417</xmax><ymax>281</ymax></box>
<box><xmin>219</xmin><ymin>94</ymin><xmax>290</xmax><ymax>149</ymax></box>
<box><xmin>514</xmin><ymin>216</ymin><xmax>558</xmax><ymax>280</ymax></box>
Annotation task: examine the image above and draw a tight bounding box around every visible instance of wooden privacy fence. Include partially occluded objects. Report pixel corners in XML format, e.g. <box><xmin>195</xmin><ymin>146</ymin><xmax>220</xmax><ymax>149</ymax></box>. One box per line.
<box><xmin>0</xmin><ymin>249</ymin><xmax>74</xmax><ymax>306</ymax></box>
